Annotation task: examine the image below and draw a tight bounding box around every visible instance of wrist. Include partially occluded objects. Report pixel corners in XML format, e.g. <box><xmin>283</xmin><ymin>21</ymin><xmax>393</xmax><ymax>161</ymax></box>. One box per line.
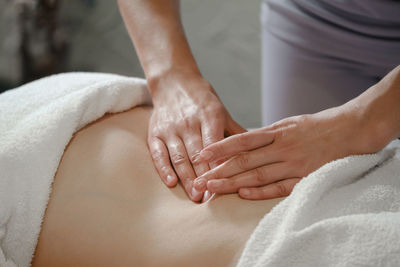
<box><xmin>333</xmin><ymin>66</ymin><xmax>400</xmax><ymax>155</ymax></box>
<box><xmin>144</xmin><ymin>45</ymin><xmax>202</xmax><ymax>95</ymax></box>
<box><xmin>318</xmin><ymin>105</ymin><xmax>371</xmax><ymax>158</ymax></box>
<box><xmin>343</xmin><ymin>91</ymin><xmax>398</xmax><ymax>155</ymax></box>
<box><xmin>338</xmin><ymin>102</ymin><xmax>384</xmax><ymax>155</ymax></box>
<box><xmin>360</xmin><ymin>93</ymin><xmax>399</xmax><ymax>152</ymax></box>
<box><xmin>147</xmin><ymin>67</ymin><xmax>210</xmax><ymax>99</ymax></box>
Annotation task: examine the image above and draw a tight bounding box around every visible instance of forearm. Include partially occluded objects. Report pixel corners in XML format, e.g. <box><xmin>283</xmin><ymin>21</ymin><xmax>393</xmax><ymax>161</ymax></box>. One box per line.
<box><xmin>345</xmin><ymin>65</ymin><xmax>400</xmax><ymax>152</ymax></box>
<box><xmin>117</xmin><ymin>0</ymin><xmax>201</xmax><ymax>94</ymax></box>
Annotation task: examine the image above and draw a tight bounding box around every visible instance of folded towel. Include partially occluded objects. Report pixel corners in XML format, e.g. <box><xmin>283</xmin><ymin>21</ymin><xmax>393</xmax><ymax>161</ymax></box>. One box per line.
<box><xmin>238</xmin><ymin>140</ymin><xmax>400</xmax><ymax>266</ymax></box>
<box><xmin>0</xmin><ymin>73</ymin><xmax>151</xmax><ymax>267</ymax></box>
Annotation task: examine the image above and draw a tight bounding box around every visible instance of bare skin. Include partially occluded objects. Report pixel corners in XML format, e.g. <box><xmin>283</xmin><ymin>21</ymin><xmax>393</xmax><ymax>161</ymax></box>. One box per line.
<box><xmin>118</xmin><ymin>0</ymin><xmax>399</xmax><ymax>203</ymax></box>
<box><xmin>31</xmin><ymin>106</ymin><xmax>282</xmax><ymax>267</ymax></box>
<box><xmin>194</xmin><ymin>65</ymin><xmax>400</xmax><ymax>200</ymax></box>
<box><xmin>117</xmin><ymin>0</ymin><xmax>245</xmax><ymax>202</ymax></box>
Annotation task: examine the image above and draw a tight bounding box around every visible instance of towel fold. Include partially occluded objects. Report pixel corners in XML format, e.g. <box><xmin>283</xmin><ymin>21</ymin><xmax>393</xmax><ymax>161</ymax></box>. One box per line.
<box><xmin>0</xmin><ymin>73</ymin><xmax>151</xmax><ymax>267</ymax></box>
<box><xmin>238</xmin><ymin>140</ymin><xmax>400</xmax><ymax>266</ymax></box>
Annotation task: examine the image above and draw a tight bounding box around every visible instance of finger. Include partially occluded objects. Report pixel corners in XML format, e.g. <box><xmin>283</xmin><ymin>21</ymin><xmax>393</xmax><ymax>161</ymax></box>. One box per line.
<box><xmin>201</xmin><ymin>119</ymin><xmax>224</xmax><ymax>169</ymax></box>
<box><xmin>199</xmin><ymin>128</ymin><xmax>274</xmax><ymax>163</ymax></box>
<box><xmin>166</xmin><ymin>137</ymin><xmax>203</xmax><ymax>202</ymax></box>
<box><xmin>182</xmin><ymin>131</ymin><xmax>210</xmax><ymax>177</ymax></box>
<box><xmin>238</xmin><ymin>178</ymin><xmax>301</xmax><ymax>200</ymax></box>
<box><xmin>148</xmin><ymin>137</ymin><xmax>178</xmax><ymax>187</ymax></box>
<box><xmin>194</xmin><ymin>144</ymin><xmax>281</xmax><ymax>191</ymax></box>
<box><xmin>211</xmin><ymin>158</ymin><xmax>227</xmax><ymax>169</ymax></box>
<box><xmin>201</xmin><ymin>190</ymin><xmax>214</xmax><ymax>203</ymax></box>
<box><xmin>206</xmin><ymin>162</ymin><xmax>291</xmax><ymax>194</ymax></box>
<box><xmin>225</xmin><ymin>117</ymin><xmax>246</xmax><ymax>136</ymax></box>
<box><xmin>201</xmin><ymin>119</ymin><xmax>224</xmax><ymax>149</ymax></box>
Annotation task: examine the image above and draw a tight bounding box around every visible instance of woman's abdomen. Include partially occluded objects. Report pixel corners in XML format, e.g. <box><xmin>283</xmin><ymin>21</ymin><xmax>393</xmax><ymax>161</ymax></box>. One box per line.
<box><xmin>32</xmin><ymin>106</ymin><xmax>281</xmax><ymax>266</ymax></box>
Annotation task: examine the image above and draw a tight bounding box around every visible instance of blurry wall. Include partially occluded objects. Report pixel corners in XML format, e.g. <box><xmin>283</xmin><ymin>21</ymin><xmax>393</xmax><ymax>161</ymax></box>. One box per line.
<box><xmin>182</xmin><ymin>0</ymin><xmax>262</xmax><ymax>128</ymax></box>
<box><xmin>0</xmin><ymin>0</ymin><xmax>262</xmax><ymax>128</ymax></box>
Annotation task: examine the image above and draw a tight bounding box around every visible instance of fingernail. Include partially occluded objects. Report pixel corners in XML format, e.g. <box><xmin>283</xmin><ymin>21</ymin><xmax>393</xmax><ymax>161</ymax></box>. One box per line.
<box><xmin>194</xmin><ymin>178</ymin><xmax>206</xmax><ymax>190</ymax></box>
<box><xmin>202</xmin><ymin>190</ymin><xmax>215</xmax><ymax>203</ymax></box>
<box><xmin>202</xmin><ymin>190</ymin><xmax>212</xmax><ymax>203</ymax></box>
<box><xmin>240</xmin><ymin>188</ymin><xmax>250</xmax><ymax>197</ymax></box>
<box><xmin>200</xmin><ymin>150</ymin><xmax>214</xmax><ymax>161</ymax></box>
<box><xmin>191</xmin><ymin>187</ymin><xmax>201</xmax><ymax>199</ymax></box>
<box><xmin>166</xmin><ymin>175</ymin><xmax>174</xmax><ymax>184</ymax></box>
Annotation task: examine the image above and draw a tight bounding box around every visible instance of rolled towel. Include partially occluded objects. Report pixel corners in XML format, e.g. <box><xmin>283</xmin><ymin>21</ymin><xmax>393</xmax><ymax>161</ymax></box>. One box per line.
<box><xmin>0</xmin><ymin>73</ymin><xmax>151</xmax><ymax>267</ymax></box>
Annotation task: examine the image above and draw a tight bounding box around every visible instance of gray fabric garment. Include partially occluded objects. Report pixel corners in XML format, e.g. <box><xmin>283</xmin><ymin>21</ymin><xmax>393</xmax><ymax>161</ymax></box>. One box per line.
<box><xmin>261</xmin><ymin>0</ymin><xmax>400</xmax><ymax>125</ymax></box>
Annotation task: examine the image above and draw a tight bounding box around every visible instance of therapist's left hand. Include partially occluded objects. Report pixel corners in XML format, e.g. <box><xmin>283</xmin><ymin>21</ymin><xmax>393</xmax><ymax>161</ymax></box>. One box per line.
<box><xmin>193</xmin><ymin>105</ymin><xmax>377</xmax><ymax>200</ymax></box>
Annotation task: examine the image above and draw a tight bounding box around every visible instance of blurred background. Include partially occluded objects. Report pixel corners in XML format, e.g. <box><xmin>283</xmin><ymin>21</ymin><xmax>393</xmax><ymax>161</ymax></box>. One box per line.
<box><xmin>0</xmin><ymin>0</ymin><xmax>262</xmax><ymax>128</ymax></box>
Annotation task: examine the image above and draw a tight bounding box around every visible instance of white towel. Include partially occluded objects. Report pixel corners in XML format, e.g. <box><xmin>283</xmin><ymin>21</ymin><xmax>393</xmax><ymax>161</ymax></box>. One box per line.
<box><xmin>0</xmin><ymin>73</ymin><xmax>151</xmax><ymax>267</ymax></box>
<box><xmin>238</xmin><ymin>140</ymin><xmax>400</xmax><ymax>266</ymax></box>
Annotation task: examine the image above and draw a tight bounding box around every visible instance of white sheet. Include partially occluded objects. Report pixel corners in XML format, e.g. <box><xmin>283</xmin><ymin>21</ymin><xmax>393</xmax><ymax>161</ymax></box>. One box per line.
<box><xmin>238</xmin><ymin>140</ymin><xmax>400</xmax><ymax>266</ymax></box>
<box><xmin>0</xmin><ymin>73</ymin><xmax>150</xmax><ymax>267</ymax></box>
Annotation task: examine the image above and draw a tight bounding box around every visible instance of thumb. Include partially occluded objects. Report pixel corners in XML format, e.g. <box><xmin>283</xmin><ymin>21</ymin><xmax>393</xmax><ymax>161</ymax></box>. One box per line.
<box><xmin>226</xmin><ymin>117</ymin><xmax>246</xmax><ymax>136</ymax></box>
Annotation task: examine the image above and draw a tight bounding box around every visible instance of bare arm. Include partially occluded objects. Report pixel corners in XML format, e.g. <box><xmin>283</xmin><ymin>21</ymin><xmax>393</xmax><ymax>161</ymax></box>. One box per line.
<box><xmin>194</xmin><ymin>65</ymin><xmax>400</xmax><ymax>200</ymax></box>
<box><xmin>118</xmin><ymin>0</ymin><xmax>199</xmax><ymax>90</ymax></box>
<box><xmin>349</xmin><ymin>65</ymin><xmax>400</xmax><ymax>151</ymax></box>
<box><xmin>118</xmin><ymin>0</ymin><xmax>245</xmax><ymax>202</ymax></box>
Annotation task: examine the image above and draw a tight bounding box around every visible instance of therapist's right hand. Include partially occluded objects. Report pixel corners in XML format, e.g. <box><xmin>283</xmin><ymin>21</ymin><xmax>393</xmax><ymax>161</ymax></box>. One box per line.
<box><xmin>147</xmin><ymin>71</ymin><xmax>246</xmax><ymax>203</ymax></box>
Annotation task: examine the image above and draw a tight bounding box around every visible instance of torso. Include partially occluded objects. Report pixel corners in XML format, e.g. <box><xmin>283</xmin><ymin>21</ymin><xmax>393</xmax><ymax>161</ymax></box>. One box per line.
<box><xmin>32</xmin><ymin>106</ymin><xmax>283</xmax><ymax>267</ymax></box>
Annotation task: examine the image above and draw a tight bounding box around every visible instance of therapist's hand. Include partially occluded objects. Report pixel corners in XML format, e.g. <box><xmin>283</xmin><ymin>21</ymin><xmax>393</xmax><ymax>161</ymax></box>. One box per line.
<box><xmin>147</xmin><ymin>71</ymin><xmax>246</xmax><ymax>202</ymax></box>
<box><xmin>193</xmin><ymin>104</ymin><xmax>383</xmax><ymax>200</ymax></box>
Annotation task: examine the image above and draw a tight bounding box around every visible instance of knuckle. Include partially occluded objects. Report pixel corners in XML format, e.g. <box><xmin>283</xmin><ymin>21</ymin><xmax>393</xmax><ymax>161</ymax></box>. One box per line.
<box><xmin>152</xmin><ymin>130</ymin><xmax>162</xmax><ymax>138</ymax></box>
<box><xmin>185</xmin><ymin>137</ymin><xmax>200</xmax><ymax>148</ymax></box>
<box><xmin>272</xmin><ymin>182</ymin><xmax>289</xmax><ymax>197</ymax></box>
<box><xmin>236</xmin><ymin>154</ymin><xmax>250</xmax><ymax>170</ymax></box>
<box><xmin>190</xmin><ymin>151</ymin><xmax>202</xmax><ymax>164</ymax></box>
<box><xmin>216</xmin><ymin>179</ymin><xmax>234</xmax><ymax>193</ymax></box>
<box><xmin>228</xmin><ymin>179</ymin><xmax>239</xmax><ymax>192</ymax></box>
<box><xmin>203</xmin><ymin>135</ymin><xmax>214</xmax><ymax>147</ymax></box>
<box><xmin>171</xmin><ymin>153</ymin><xmax>187</xmax><ymax>165</ymax></box>
<box><xmin>203</xmin><ymin>135</ymin><xmax>219</xmax><ymax>149</ymax></box>
<box><xmin>204</xmin><ymin>170</ymin><xmax>217</xmax><ymax>181</ymax></box>
<box><xmin>254</xmin><ymin>167</ymin><xmax>266</xmax><ymax>183</ymax></box>
<box><xmin>297</xmin><ymin>114</ymin><xmax>310</xmax><ymax>124</ymax></box>
<box><xmin>275</xmin><ymin>125</ymin><xmax>295</xmax><ymax>141</ymax></box>
<box><xmin>212</xmin><ymin>105</ymin><xmax>225</xmax><ymax>116</ymax></box>
<box><xmin>151</xmin><ymin>150</ymin><xmax>165</xmax><ymax>162</ymax></box>
<box><xmin>205</xmin><ymin>101</ymin><xmax>222</xmax><ymax>112</ymax></box>
<box><xmin>275</xmin><ymin>128</ymin><xmax>287</xmax><ymax>141</ymax></box>
<box><xmin>236</xmin><ymin>133</ymin><xmax>250</xmax><ymax>148</ymax></box>
<box><xmin>179</xmin><ymin>117</ymin><xmax>194</xmax><ymax>130</ymax></box>
<box><xmin>151</xmin><ymin>126</ymin><xmax>167</xmax><ymax>138</ymax></box>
